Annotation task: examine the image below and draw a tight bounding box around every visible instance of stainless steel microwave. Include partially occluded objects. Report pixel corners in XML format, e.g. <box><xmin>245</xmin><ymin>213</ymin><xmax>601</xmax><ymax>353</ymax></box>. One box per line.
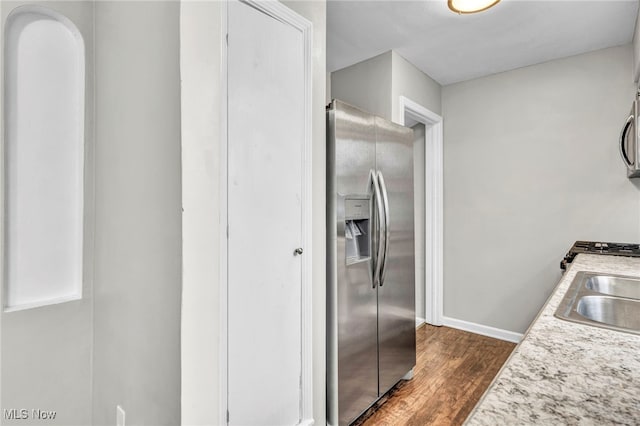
<box><xmin>620</xmin><ymin>98</ymin><xmax>640</xmax><ymax>178</ymax></box>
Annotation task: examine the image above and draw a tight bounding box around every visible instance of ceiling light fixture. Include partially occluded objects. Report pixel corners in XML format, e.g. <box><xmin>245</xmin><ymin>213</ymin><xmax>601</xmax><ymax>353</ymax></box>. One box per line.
<box><xmin>448</xmin><ymin>0</ymin><xmax>501</xmax><ymax>14</ymax></box>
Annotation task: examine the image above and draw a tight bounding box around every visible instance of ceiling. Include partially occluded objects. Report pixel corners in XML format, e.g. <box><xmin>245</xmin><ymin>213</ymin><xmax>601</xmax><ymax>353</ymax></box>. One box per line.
<box><xmin>327</xmin><ymin>0</ymin><xmax>640</xmax><ymax>85</ymax></box>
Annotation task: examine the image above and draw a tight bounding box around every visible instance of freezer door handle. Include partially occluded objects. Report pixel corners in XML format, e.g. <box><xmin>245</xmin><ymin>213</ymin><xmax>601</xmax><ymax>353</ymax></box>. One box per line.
<box><xmin>371</xmin><ymin>171</ymin><xmax>385</xmax><ymax>288</ymax></box>
<box><xmin>377</xmin><ymin>171</ymin><xmax>391</xmax><ymax>286</ymax></box>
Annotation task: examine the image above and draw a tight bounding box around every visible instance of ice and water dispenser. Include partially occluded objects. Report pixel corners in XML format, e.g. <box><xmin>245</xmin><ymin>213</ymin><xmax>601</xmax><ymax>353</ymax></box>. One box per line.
<box><xmin>344</xmin><ymin>196</ymin><xmax>371</xmax><ymax>264</ymax></box>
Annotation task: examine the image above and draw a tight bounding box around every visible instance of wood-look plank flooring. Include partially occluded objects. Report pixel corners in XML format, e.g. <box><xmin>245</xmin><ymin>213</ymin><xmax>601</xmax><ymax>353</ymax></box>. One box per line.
<box><xmin>353</xmin><ymin>325</ymin><xmax>516</xmax><ymax>426</ymax></box>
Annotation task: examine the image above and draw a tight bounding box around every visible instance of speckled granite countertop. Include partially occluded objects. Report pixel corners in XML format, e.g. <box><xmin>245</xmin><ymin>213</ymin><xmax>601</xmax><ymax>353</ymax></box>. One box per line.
<box><xmin>465</xmin><ymin>254</ymin><xmax>640</xmax><ymax>425</ymax></box>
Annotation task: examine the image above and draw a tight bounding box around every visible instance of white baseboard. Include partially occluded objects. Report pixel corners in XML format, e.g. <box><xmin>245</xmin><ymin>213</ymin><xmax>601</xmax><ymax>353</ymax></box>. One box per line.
<box><xmin>415</xmin><ymin>316</ymin><xmax>425</xmax><ymax>328</ymax></box>
<box><xmin>441</xmin><ymin>316</ymin><xmax>522</xmax><ymax>343</ymax></box>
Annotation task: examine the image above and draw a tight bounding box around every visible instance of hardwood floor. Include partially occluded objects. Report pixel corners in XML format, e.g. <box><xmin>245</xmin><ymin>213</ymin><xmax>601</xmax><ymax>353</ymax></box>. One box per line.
<box><xmin>353</xmin><ymin>325</ymin><xmax>516</xmax><ymax>426</ymax></box>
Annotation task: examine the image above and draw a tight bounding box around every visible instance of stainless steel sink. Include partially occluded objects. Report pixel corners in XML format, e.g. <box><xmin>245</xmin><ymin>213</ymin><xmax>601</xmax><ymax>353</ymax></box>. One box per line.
<box><xmin>576</xmin><ymin>295</ymin><xmax>640</xmax><ymax>331</ymax></box>
<box><xmin>555</xmin><ymin>272</ymin><xmax>640</xmax><ymax>335</ymax></box>
<box><xmin>585</xmin><ymin>275</ymin><xmax>640</xmax><ymax>300</ymax></box>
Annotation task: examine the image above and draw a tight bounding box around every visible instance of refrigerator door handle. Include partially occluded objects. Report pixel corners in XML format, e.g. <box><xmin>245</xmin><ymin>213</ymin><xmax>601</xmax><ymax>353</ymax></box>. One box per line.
<box><xmin>620</xmin><ymin>114</ymin><xmax>635</xmax><ymax>168</ymax></box>
<box><xmin>377</xmin><ymin>171</ymin><xmax>391</xmax><ymax>286</ymax></box>
<box><xmin>371</xmin><ymin>171</ymin><xmax>385</xmax><ymax>288</ymax></box>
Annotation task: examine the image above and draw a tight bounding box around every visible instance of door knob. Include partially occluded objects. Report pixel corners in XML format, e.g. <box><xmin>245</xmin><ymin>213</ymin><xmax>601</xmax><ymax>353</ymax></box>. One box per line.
<box><xmin>294</xmin><ymin>248</ymin><xmax>304</xmax><ymax>256</ymax></box>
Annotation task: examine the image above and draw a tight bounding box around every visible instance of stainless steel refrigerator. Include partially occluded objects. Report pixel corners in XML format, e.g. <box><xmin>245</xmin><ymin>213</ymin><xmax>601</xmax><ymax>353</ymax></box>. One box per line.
<box><xmin>327</xmin><ymin>99</ymin><xmax>416</xmax><ymax>425</ymax></box>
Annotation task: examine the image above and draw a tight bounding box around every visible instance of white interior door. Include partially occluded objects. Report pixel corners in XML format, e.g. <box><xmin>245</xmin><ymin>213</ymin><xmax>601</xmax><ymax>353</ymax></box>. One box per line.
<box><xmin>227</xmin><ymin>1</ymin><xmax>304</xmax><ymax>425</ymax></box>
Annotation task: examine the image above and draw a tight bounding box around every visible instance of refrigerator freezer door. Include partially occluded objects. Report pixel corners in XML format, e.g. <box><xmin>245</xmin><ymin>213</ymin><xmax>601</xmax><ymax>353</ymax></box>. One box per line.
<box><xmin>375</xmin><ymin>116</ymin><xmax>417</xmax><ymax>396</ymax></box>
<box><xmin>327</xmin><ymin>100</ymin><xmax>379</xmax><ymax>425</ymax></box>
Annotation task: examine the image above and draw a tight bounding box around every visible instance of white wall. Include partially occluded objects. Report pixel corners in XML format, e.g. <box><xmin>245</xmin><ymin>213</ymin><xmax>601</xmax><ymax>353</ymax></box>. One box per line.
<box><xmin>331</xmin><ymin>50</ymin><xmax>441</xmax><ymax>123</ymax></box>
<box><xmin>92</xmin><ymin>2</ymin><xmax>182</xmax><ymax>424</ymax></box>
<box><xmin>391</xmin><ymin>51</ymin><xmax>441</xmax><ymax>121</ymax></box>
<box><xmin>1</xmin><ymin>3</ymin><xmax>183</xmax><ymax>424</ymax></box>
<box><xmin>442</xmin><ymin>45</ymin><xmax>640</xmax><ymax>334</ymax></box>
<box><xmin>180</xmin><ymin>2</ymin><xmax>222</xmax><ymax>424</ymax></box>
<box><xmin>331</xmin><ymin>51</ymin><xmax>393</xmax><ymax>119</ymax></box>
<box><xmin>1</xmin><ymin>2</ymin><xmax>94</xmax><ymax>424</ymax></box>
<box><xmin>180</xmin><ymin>1</ymin><xmax>327</xmax><ymax>424</ymax></box>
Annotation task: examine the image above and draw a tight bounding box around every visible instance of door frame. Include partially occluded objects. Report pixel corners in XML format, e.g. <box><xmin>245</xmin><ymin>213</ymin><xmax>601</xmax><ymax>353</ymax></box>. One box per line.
<box><xmin>219</xmin><ymin>1</ymin><xmax>314</xmax><ymax>425</ymax></box>
<box><xmin>398</xmin><ymin>96</ymin><xmax>443</xmax><ymax>326</ymax></box>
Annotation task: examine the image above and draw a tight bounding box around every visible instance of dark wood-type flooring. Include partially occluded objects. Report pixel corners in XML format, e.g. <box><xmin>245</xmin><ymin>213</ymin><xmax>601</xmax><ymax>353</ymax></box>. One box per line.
<box><xmin>353</xmin><ymin>324</ymin><xmax>516</xmax><ymax>426</ymax></box>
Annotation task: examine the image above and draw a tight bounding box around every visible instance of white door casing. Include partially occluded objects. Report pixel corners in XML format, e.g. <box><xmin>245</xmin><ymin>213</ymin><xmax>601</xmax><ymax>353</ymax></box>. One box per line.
<box><xmin>399</xmin><ymin>96</ymin><xmax>443</xmax><ymax>327</ymax></box>
<box><xmin>221</xmin><ymin>1</ymin><xmax>313</xmax><ymax>425</ymax></box>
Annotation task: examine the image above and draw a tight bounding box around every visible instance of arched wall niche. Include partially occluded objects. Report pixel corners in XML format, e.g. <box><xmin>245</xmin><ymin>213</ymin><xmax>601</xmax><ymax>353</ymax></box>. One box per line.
<box><xmin>4</xmin><ymin>5</ymin><xmax>86</xmax><ymax>311</ymax></box>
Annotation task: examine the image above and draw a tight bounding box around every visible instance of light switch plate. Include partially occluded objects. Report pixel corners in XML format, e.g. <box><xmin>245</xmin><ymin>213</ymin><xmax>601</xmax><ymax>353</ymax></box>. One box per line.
<box><xmin>116</xmin><ymin>405</ymin><xmax>125</xmax><ymax>426</ymax></box>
